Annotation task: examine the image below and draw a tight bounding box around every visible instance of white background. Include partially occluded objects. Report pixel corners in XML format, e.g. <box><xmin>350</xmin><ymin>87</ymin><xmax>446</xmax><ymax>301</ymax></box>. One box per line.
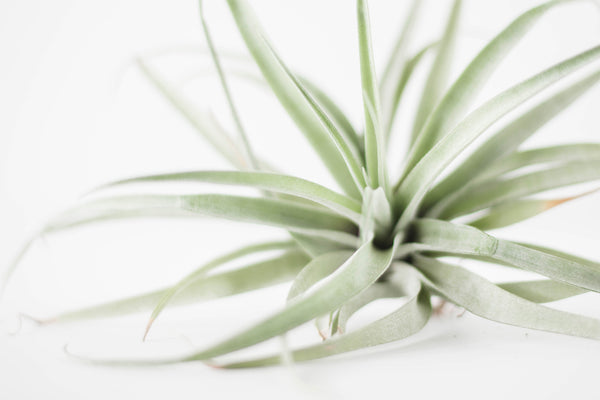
<box><xmin>1</xmin><ymin>0</ymin><xmax>600</xmax><ymax>398</ymax></box>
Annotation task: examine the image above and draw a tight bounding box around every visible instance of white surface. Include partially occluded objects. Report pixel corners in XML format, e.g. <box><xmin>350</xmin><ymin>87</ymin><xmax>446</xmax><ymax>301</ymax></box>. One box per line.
<box><xmin>1</xmin><ymin>0</ymin><xmax>600</xmax><ymax>399</ymax></box>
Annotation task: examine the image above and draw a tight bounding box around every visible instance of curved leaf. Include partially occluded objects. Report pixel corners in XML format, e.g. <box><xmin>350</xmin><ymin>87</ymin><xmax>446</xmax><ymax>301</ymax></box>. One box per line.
<box><xmin>386</xmin><ymin>43</ymin><xmax>437</xmax><ymax>141</ymax></box>
<box><xmin>358</xmin><ymin>0</ymin><xmax>386</xmax><ymax>188</ymax></box>
<box><xmin>481</xmin><ymin>143</ymin><xmax>600</xmax><ymax>181</ymax></box>
<box><xmin>226</xmin><ymin>0</ymin><xmax>360</xmax><ymax>197</ymax></box>
<box><xmin>411</xmin><ymin>0</ymin><xmax>462</xmax><ymax>141</ymax></box>
<box><xmin>498</xmin><ymin>279</ymin><xmax>587</xmax><ymax>303</ymax></box>
<box><xmin>287</xmin><ymin>251</ymin><xmax>352</xmax><ymax>301</ymax></box>
<box><xmin>136</xmin><ymin>59</ymin><xmax>248</xmax><ymax>169</ymax></box>
<box><xmin>143</xmin><ymin>240</ymin><xmax>300</xmax><ymax>338</ymax></box>
<box><xmin>403</xmin><ymin>0</ymin><xmax>575</xmax><ymax>173</ymax></box>
<box><xmin>178</xmin><ymin>238</ymin><xmax>399</xmax><ymax>362</ymax></box>
<box><xmin>467</xmin><ymin>189</ymin><xmax>599</xmax><ymax>230</ymax></box>
<box><xmin>218</xmin><ymin>265</ymin><xmax>430</xmax><ymax>368</ymax></box>
<box><xmin>335</xmin><ymin>281</ymin><xmax>403</xmax><ymax>334</ymax></box>
<box><xmin>45</xmin><ymin>250</ymin><xmax>309</xmax><ymax>324</ymax></box>
<box><xmin>438</xmin><ymin>159</ymin><xmax>600</xmax><ymax>219</ymax></box>
<box><xmin>412</xmin><ymin>219</ymin><xmax>600</xmax><ymax>293</ymax></box>
<box><xmin>199</xmin><ymin>0</ymin><xmax>259</xmax><ymax>169</ymax></box>
<box><xmin>44</xmin><ymin>194</ymin><xmax>357</xmax><ymax>235</ymax></box>
<box><xmin>90</xmin><ymin>170</ymin><xmax>362</xmax><ymax>224</ymax></box>
<box><xmin>394</xmin><ymin>45</ymin><xmax>600</xmax><ymax>232</ymax></box>
<box><xmin>414</xmin><ymin>255</ymin><xmax>600</xmax><ymax>340</ymax></box>
<box><xmin>299</xmin><ymin>77</ymin><xmax>362</xmax><ymax>158</ymax></box>
<box><xmin>424</xmin><ymin>69</ymin><xmax>600</xmax><ymax>210</ymax></box>
<box><xmin>380</xmin><ymin>0</ymin><xmax>421</xmax><ymax>136</ymax></box>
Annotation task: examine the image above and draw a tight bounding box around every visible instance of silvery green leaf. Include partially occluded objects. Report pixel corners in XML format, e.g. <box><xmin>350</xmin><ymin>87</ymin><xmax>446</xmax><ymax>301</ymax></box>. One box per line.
<box><xmin>414</xmin><ymin>255</ymin><xmax>600</xmax><ymax>340</ymax></box>
<box><xmin>226</xmin><ymin>0</ymin><xmax>361</xmax><ymax>197</ymax></box>
<box><xmin>217</xmin><ymin>265</ymin><xmax>430</xmax><ymax>368</ymax></box>
<box><xmin>45</xmin><ymin>250</ymin><xmax>309</xmax><ymax>324</ymax></box>
<box><xmin>412</xmin><ymin>219</ymin><xmax>600</xmax><ymax>293</ymax></box>
<box><xmin>411</xmin><ymin>0</ymin><xmax>462</xmax><ymax>141</ymax></box>
<box><xmin>394</xmin><ymin>46</ymin><xmax>600</xmax><ymax>232</ymax></box>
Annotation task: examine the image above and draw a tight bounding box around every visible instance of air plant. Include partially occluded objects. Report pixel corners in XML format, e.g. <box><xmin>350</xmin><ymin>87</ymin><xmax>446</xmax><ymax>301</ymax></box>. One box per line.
<box><xmin>4</xmin><ymin>0</ymin><xmax>600</xmax><ymax>368</ymax></box>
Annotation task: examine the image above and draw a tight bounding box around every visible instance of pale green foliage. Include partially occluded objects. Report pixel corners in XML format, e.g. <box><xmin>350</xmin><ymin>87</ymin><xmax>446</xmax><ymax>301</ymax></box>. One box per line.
<box><xmin>5</xmin><ymin>0</ymin><xmax>600</xmax><ymax>368</ymax></box>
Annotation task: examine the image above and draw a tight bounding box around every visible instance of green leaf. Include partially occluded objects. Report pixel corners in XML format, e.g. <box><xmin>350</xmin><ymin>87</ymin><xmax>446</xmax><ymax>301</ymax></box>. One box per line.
<box><xmin>411</xmin><ymin>0</ymin><xmax>462</xmax><ymax>142</ymax></box>
<box><xmin>178</xmin><ymin>238</ymin><xmax>399</xmax><ymax>362</ymax></box>
<box><xmin>218</xmin><ymin>265</ymin><xmax>430</xmax><ymax>368</ymax></box>
<box><xmin>289</xmin><ymin>232</ymin><xmax>353</xmax><ymax>258</ymax></box>
<box><xmin>46</xmin><ymin>250</ymin><xmax>309</xmax><ymax>324</ymax></box>
<box><xmin>199</xmin><ymin>0</ymin><xmax>259</xmax><ymax>169</ymax></box>
<box><xmin>91</xmin><ymin>170</ymin><xmax>362</xmax><ymax>224</ymax></box>
<box><xmin>518</xmin><ymin>242</ymin><xmax>600</xmax><ymax>269</ymax></box>
<box><xmin>414</xmin><ymin>255</ymin><xmax>600</xmax><ymax>340</ymax></box>
<box><xmin>287</xmin><ymin>251</ymin><xmax>352</xmax><ymax>301</ymax></box>
<box><xmin>424</xmin><ymin>69</ymin><xmax>600</xmax><ymax>210</ymax></box>
<box><xmin>385</xmin><ymin>43</ymin><xmax>437</xmax><ymax>141</ymax></box>
<box><xmin>393</xmin><ymin>45</ymin><xmax>600</xmax><ymax>233</ymax></box>
<box><xmin>498</xmin><ymin>279</ymin><xmax>587</xmax><ymax>303</ymax></box>
<box><xmin>143</xmin><ymin>240</ymin><xmax>301</xmax><ymax>338</ymax></box>
<box><xmin>136</xmin><ymin>58</ymin><xmax>249</xmax><ymax>169</ymax></box>
<box><xmin>380</xmin><ymin>0</ymin><xmax>421</xmax><ymax>137</ymax></box>
<box><xmin>358</xmin><ymin>0</ymin><xmax>386</xmax><ymax>189</ymax></box>
<box><xmin>438</xmin><ymin>159</ymin><xmax>600</xmax><ymax>219</ymax></box>
<box><xmin>299</xmin><ymin>77</ymin><xmax>362</xmax><ymax>158</ymax></box>
<box><xmin>360</xmin><ymin>187</ymin><xmax>393</xmax><ymax>243</ymax></box>
<box><xmin>43</xmin><ymin>194</ymin><xmax>357</xmax><ymax>236</ymax></box>
<box><xmin>226</xmin><ymin>0</ymin><xmax>361</xmax><ymax>198</ymax></box>
<box><xmin>335</xmin><ymin>282</ymin><xmax>403</xmax><ymax>334</ymax></box>
<box><xmin>402</xmin><ymin>0</ymin><xmax>575</xmax><ymax>174</ymax></box>
<box><xmin>467</xmin><ymin>189</ymin><xmax>598</xmax><ymax>230</ymax></box>
<box><xmin>481</xmin><ymin>143</ymin><xmax>600</xmax><ymax>181</ymax></box>
<box><xmin>411</xmin><ymin>219</ymin><xmax>600</xmax><ymax>293</ymax></box>
<box><xmin>263</xmin><ymin>41</ymin><xmax>368</xmax><ymax>192</ymax></box>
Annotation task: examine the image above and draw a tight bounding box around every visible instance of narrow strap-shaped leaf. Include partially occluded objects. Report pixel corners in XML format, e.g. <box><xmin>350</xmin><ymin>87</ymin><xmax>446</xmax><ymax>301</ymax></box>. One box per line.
<box><xmin>262</xmin><ymin>41</ymin><xmax>367</xmax><ymax>192</ymax></box>
<box><xmin>360</xmin><ymin>187</ymin><xmax>393</xmax><ymax>243</ymax></box>
<box><xmin>177</xmin><ymin>238</ymin><xmax>398</xmax><ymax>362</ymax></box>
<box><xmin>411</xmin><ymin>0</ymin><xmax>462</xmax><ymax>142</ymax></box>
<box><xmin>411</xmin><ymin>219</ymin><xmax>600</xmax><ymax>293</ymax></box>
<box><xmin>143</xmin><ymin>240</ymin><xmax>300</xmax><ymax>338</ymax></box>
<box><xmin>385</xmin><ymin>43</ymin><xmax>437</xmax><ymax>140</ymax></box>
<box><xmin>289</xmin><ymin>232</ymin><xmax>353</xmax><ymax>258</ymax></box>
<box><xmin>437</xmin><ymin>159</ymin><xmax>600</xmax><ymax>219</ymax></box>
<box><xmin>403</xmin><ymin>0</ymin><xmax>574</xmax><ymax>174</ymax></box>
<box><xmin>380</xmin><ymin>0</ymin><xmax>421</xmax><ymax>137</ymax></box>
<box><xmin>146</xmin><ymin>44</ymin><xmax>362</xmax><ymax>160</ymax></box>
<box><xmin>480</xmin><ymin>143</ymin><xmax>600</xmax><ymax>181</ymax></box>
<box><xmin>393</xmin><ymin>45</ymin><xmax>600</xmax><ymax>233</ymax></box>
<box><xmin>43</xmin><ymin>194</ymin><xmax>357</xmax><ymax>235</ymax></box>
<box><xmin>358</xmin><ymin>0</ymin><xmax>386</xmax><ymax>188</ymax></box>
<box><xmin>498</xmin><ymin>279</ymin><xmax>587</xmax><ymax>303</ymax></box>
<box><xmin>217</xmin><ymin>266</ymin><xmax>430</xmax><ymax>368</ymax></box>
<box><xmin>299</xmin><ymin>77</ymin><xmax>362</xmax><ymax>157</ymax></box>
<box><xmin>286</xmin><ymin>251</ymin><xmax>352</xmax><ymax>301</ymax></box>
<box><xmin>467</xmin><ymin>189</ymin><xmax>599</xmax><ymax>230</ymax></box>
<box><xmin>335</xmin><ymin>282</ymin><xmax>403</xmax><ymax>334</ymax></box>
<box><xmin>44</xmin><ymin>250</ymin><xmax>309</xmax><ymax>324</ymax></box>
<box><xmin>90</xmin><ymin>170</ymin><xmax>362</xmax><ymax>224</ymax></box>
<box><xmin>136</xmin><ymin>59</ymin><xmax>248</xmax><ymax>169</ymax></box>
<box><xmin>199</xmin><ymin>0</ymin><xmax>259</xmax><ymax>169</ymax></box>
<box><xmin>226</xmin><ymin>0</ymin><xmax>360</xmax><ymax>198</ymax></box>
<box><xmin>414</xmin><ymin>255</ymin><xmax>600</xmax><ymax>340</ymax></box>
<box><xmin>424</xmin><ymin>69</ymin><xmax>600</xmax><ymax>209</ymax></box>
<box><xmin>517</xmin><ymin>242</ymin><xmax>600</xmax><ymax>268</ymax></box>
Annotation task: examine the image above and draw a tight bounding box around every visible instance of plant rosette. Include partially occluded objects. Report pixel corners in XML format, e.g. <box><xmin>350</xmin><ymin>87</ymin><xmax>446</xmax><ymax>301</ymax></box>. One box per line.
<box><xmin>3</xmin><ymin>0</ymin><xmax>600</xmax><ymax>368</ymax></box>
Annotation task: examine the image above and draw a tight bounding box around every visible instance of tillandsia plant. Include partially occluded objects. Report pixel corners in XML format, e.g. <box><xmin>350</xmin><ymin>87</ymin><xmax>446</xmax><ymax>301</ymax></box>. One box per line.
<box><xmin>4</xmin><ymin>0</ymin><xmax>600</xmax><ymax>367</ymax></box>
